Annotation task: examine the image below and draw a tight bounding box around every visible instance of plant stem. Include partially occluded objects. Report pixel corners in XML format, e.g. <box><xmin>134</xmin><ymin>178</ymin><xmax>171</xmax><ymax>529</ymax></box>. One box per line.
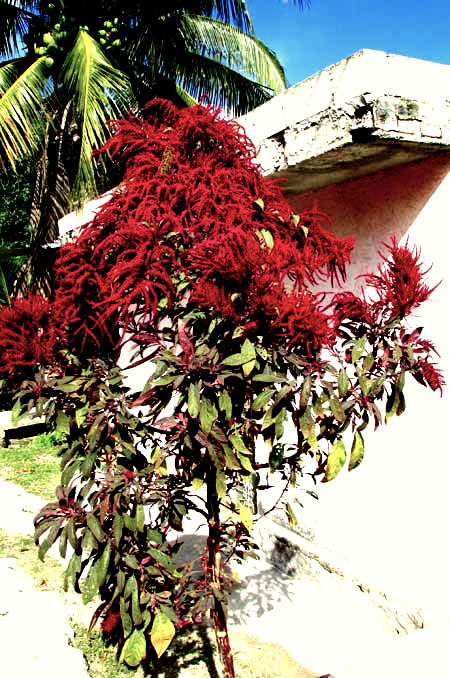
<box><xmin>206</xmin><ymin>465</ymin><xmax>235</xmax><ymax>678</ymax></box>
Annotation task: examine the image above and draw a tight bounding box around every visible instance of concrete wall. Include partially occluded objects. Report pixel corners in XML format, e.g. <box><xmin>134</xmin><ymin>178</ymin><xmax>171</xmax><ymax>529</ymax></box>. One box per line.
<box><xmin>261</xmin><ymin>150</ymin><xmax>450</xmax><ymax>621</ymax></box>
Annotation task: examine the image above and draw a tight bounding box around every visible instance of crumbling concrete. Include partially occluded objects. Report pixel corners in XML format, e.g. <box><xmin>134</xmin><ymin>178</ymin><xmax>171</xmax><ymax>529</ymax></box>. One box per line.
<box><xmin>239</xmin><ymin>49</ymin><xmax>450</xmax><ymax>193</ymax></box>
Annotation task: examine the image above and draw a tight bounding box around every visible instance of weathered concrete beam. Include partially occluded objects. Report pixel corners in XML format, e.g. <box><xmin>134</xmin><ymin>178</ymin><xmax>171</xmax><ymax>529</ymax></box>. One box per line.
<box><xmin>239</xmin><ymin>49</ymin><xmax>450</xmax><ymax>193</ymax></box>
<box><xmin>0</xmin><ymin>411</ymin><xmax>46</xmax><ymax>448</ymax></box>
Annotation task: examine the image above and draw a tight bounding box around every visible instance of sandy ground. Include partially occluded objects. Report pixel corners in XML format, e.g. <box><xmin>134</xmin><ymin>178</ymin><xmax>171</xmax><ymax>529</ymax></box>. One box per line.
<box><xmin>1</xmin><ymin>479</ymin><xmax>450</xmax><ymax>678</ymax></box>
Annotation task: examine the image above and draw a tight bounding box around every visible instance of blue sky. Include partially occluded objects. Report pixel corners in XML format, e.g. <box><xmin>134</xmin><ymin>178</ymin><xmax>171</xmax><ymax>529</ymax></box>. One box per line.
<box><xmin>247</xmin><ymin>0</ymin><xmax>450</xmax><ymax>87</ymax></box>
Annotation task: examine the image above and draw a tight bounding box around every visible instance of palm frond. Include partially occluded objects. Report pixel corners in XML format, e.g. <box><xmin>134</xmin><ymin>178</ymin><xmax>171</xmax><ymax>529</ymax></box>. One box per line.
<box><xmin>209</xmin><ymin>0</ymin><xmax>253</xmax><ymax>31</ymax></box>
<box><xmin>169</xmin><ymin>47</ymin><xmax>281</xmax><ymax>115</ymax></box>
<box><xmin>179</xmin><ymin>15</ymin><xmax>286</xmax><ymax>97</ymax></box>
<box><xmin>61</xmin><ymin>29</ymin><xmax>134</xmax><ymax>202</ymax></box>
<box><xmin>0</xmin><ymin>56</ymin><xmax>50</xmax><ymax>171</ymax></box>
<box><xmin>175</xmin><ymin>83</ymin><xmax>198</xmax><ymax>107</ymax></box>
<box><xmin>0</xmin><ymin>58</ymin><xmax>19</xmax><ymax>95</ymax></box>
<box><xmin>0</xmin><ymin>262</ymin><xmax>10</xmax><ymax>305</ymax></box>
<box><xmin>0</xmin><ymin>0</ymin><xmax>38</xmax><ymax>58</ymax></box>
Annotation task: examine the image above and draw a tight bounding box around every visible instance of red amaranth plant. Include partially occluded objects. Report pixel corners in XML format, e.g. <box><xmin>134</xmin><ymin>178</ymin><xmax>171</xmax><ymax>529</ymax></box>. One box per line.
<box><xmin>0</xmin><ymin>295</ymin><xmax>66</xmax><ymax>385</ymax></box>
<box><xmin>0</xmin><ymin>99</ymin><xmax>443</xmax><ymax>678</ymax></box>
<box><xmin>364</xmin><ymin>237</ymin><xmax>439</xmax><ymax>319</ymax></box>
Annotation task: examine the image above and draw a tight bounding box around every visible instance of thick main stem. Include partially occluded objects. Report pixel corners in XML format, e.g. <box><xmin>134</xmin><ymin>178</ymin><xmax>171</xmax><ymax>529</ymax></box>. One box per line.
<box><xmin>206</xmin><ymin>466</ymin><xmax>235</xmax><ymax>678</ymax></box>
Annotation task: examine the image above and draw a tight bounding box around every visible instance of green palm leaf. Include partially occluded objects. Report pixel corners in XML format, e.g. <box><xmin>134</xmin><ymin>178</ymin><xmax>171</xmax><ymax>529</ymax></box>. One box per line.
<box><xmin>208</xmin><ymin>0</ymin><xmax>253</xmax><ymax>31</ymax></box>
<box><xmin>179</xmin><ymin>15</ymin><xmax>286</xmax><ymax>96</ymax></box>
<box><xmin>61</xmin><ymin>30</ymin><xmax>134</xmax><ymax>201</ymax></box>
<box><xmin>1</xmin><ymin>0</ymin><xmax>38</xmax><ymax>58</ymax></box>
<box><xmin>169</xmin><ymin>49</ymin><xmax>280</xmax><ymax>115</ymax></box>
<box><xmin>0</xmin><ymin>56</ymin><xmax>50</xmax><ymax>170</ymax></box>
<box><xmin>175</xmin><ymin>83</ymin><xmax>198</xmax><ymax>107</ymax></box>
<box><xmin>0</xmin><ymin>262</ymin><xmax>10</xmax><ymax>305</ymax></box>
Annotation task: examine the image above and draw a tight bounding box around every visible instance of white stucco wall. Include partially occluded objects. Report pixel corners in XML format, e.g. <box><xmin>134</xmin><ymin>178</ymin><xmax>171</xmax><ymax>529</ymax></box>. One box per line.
<box><xmin>273</xmin><ymin>152</ymin><xmax>450</xmax><ymax>619</ymax></box>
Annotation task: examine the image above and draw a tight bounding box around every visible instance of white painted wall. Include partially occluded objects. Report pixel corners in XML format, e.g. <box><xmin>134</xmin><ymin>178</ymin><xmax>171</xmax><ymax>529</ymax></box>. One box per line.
<box><xmin>268</xmin><ymin>153</ymin><xmax>450</xmax><ymax>620</ymax></box>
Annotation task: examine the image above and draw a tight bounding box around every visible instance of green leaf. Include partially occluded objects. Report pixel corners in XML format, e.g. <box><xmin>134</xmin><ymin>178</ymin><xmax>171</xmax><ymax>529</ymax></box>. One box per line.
<box><xmin>258</xmin><ymin>228</ymin><xmax>274</xmax><ymax>249</ymax></box>
<box><xmin>253</xmin><ymin>198</ymin><xmax>264</xmax><ymax>210</ymax></box>
<box><xmin>187</xmin><ymin>382</ymin><xmax>201</xmax><ymax>418</ymax></box>
<box><xmin>218</xmin><ymin>390</ymin><xmax>232</xmax><ymax>420</ymax></box>
<box><xmin>11</xmin><ymin>397</ymin><xmax>22</xmax><ymax>425</ymax></box>
<box><xmin>307</xmin><ymin>425</ymin><xmax>318</xmax><ymax>451</ymax></box>
<box><xmin>352</xmin><ymin>337</ymin><xmax>366</xmax><ymax>363</ymax></box>
<box><xmin>64</xmin><ymin>551</ymin><xmax>81</xmax><ymax>591</ymax></box>
<box><xmin>56</xmin><ymin>377</ymin><xmax>86</xmax><ymax>393</ymax></box>
<box><xmin>82</xmin><ymin>527</ymin><xmax>98</xmax><ymax>552</ymax></box>
<box><xmin>397</xmin><ymin>371</ymin><xmax>406</xmax><ymax>393</ymax></box>
<box><xmin>349</xmin><ymin>431</ymin><xmax>365</xmax><ymax>471</ymax></box>
<box><xmin>192</xmin><ymin>477</ymin><xmax>203</xmax><ymax>492</ymax></box>
<box><xmin>113</xmin><ymin>514</ymin><xmax>123</xmax><ymax>546</ymax></box>
<box><xmin>228</xmin><ymin>432</ymin><xmax>250</xmax><ymax>454</ymax></box>
<box><xmin>252</xmin><ymin>372</ymin><xmax>288</xmax><ymax>383</ymax></box>
<box><xmin>95</xmin><ymin>541</ymin><xmax>111</xmax><ymax>588</ymax></box>
<box><xmin>269</xmin><ymin>443</ymin><xmax>284</xmax><ymax>472</ymax></box>
<box><xmin>124</xmin><ymin>575</ymin><xmax>139</xmax><ymax>604</ymax></box>
<box><xmin>369</xmin><ymin>375</ymin><xmax>385</xmax><ymax>395</ymax></box>
<box><xmin>120</xmin><ymin>629</ymin><xmax>147</xmax><ymax>666</ymax></box>
<box><xmin>363</xmin><ymin>354</ymin><xmax>374</xmax><ymax>371</ymax></box>
<box><xmin>274</xmin><ymin>407</ymin><xmax>287</xmax><ymax>440</ymax></box>
<box><xmin>75</xmin><ymin>403</ymin><xmax>89</xmax><ymax>427</ymax></box>
<box><xmin>82</xmin><ymin>561</ymin><xmax>99</xmax><ymax>604</ymax></box>
<box><xmin>323</xmin><ymin>439</ymin><xmax>346</xmax><ymax>482</ymax></box>
<box><xmin>397</xmin><ymin>391</ymin><xmax>406</xmax><ymax>417</ymax></box>
<box><xmin>222</xmin><ymin>353</ymin><xmax>247</xmax><ymax>366</ymax></box>
<box><xmin>300</xmin><ymin>375</ymin><xmax>312</xmax><ymax>409</ymax></box>
<box><xmin>284</xmin><ymin>501</ymin><xmax>298</xmax><ymax>527</ymax></box>
<box><xmin>87</xmin><ymin>513</ymin><xmax>106</xmax><ymax>543</ymax></box>
<box><xmin>147</xmin><ymin>548</ymin><xmax>180</xmax><ymax>576</ymax></box>
<box><xmin>131</xmin><ymin>582</ymin><xmax>142</xmax><ymax>625</ymax></box>
<box><xmin>151</xmin><ymin>612</ymin><xmax>176</xmax><ymax>658</ymax></box>
<box><xmin>393</xmin><ymin>344</ymin><xmax>402</xmax><ymax>362</ymax></box>
<box><xmin>239</xmin><ymin>505</ymin><xmax>253</xmax><ymax>531</ymax></box>
<box><xmin>56</xmin><ymin>410</ymin><xmax>71</xmax><ymax>435</ymax></box>
<box><xmin>235</xmin><ymin>451</ymin><xmax>254</xmax><ymax>473</ymax></box>
<box><xmin>386</xmin><ymin>386</ymin><xmax>400</xmax><ymax>422</ymax></box>
<box><xmin>81</xmin><ymin>452</ymin><xmax>96</xmax><ymax>477</ymax></box>
<box><xmin>38</xmin><ymin>521</ymin><xmax>61</xmax><ymax>561</ymax></box>
<box><xmin>223</xmin><ymin>445</ymin><xmax>242</xmax><ymax>470</ymax></box>
<box><xmin>241</xmin><ymin>338</ymin><xmax>257</xmax><ymax>377</ymax></box>
<box><xmin>59</xmin><ymin>525</ymin><xmax>68</xmax><ymax>559</ymax></box>
<box><xmin>299</xmin><ymin>409</ymin><xmax>314</xmax><ymax>438</ymax></box>
<box><xmin>216</xmin><ymin>470</ymin><xmax>227</xmax><ymax>497</ymax></box>
<box><xmin>124</xmin><ymin>555</ymin><xmax>140</xmax><ymax>570</ymax></box>
<box><xmin>146</xmin><ymin>529</ymin><xmax>163</xmax><ymax>545</ymax></box>
<box><xmin>256</xmin><ymin>345</ymin><xmax>268</xmax><ymax>360</ymax></box>
<box><xmin>66</xmin><ymin>517</ymin><xmax>78</xmax><ymax>550</ymax></box>
<box><xmin>136</xmin><ymin>504</ymin><xmax>145</xmax><ymax>533</ymax></box>
<box><xmin>338</xmin><ymin>369</ymin><xmax>349</xmax><ymax>397</ymax></box>
<box><xmin>261</xmin><ymin>405</ymin><xmax>275</xmax><ymax>430</ymax></box>
<box><xmin>119</xmin><ymin>600</ymin><xmax>133</xmax><ymax>638</ymax></box>
<box><xmin>199</xmin><ymin>398</ymin><xmax>217</xmax><ymax>434</ymax></box>
<box><xmin>330</xmin><ymin>398</ymin><xmax>346</xmax><ymax>423</ymax></box>
<box><xmin>0</xmin><ymin>57</ymin><xmax>52</xmax><ymax>169</ymax></box>
<box><xmin>358</xmin><ymin>373</ymin><xmax>371</xmax><ymax>396</ymax></box>
<box><xmin>251</xmin><ymin>387</ymin><xmax>275</xmax><ymax>412</ymax></box>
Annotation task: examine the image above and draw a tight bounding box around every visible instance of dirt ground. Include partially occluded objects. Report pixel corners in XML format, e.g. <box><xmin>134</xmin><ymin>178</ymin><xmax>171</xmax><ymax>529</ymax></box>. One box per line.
<box><xmin>228</xmin><ymin>627</ymin><xmax>321</xmax><ymax>677</ymax></box>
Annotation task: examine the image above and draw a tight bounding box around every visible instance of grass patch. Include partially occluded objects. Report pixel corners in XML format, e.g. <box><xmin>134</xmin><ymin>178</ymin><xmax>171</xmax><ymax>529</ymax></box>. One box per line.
<box><xmin>0</xmin><ymin>434</ymin><xmax>61</xmax><ymax>500</ymax></box>
<box><xmin>0</xmin><ymin>527</ymin><xmax>65</xmax><ymax>591</ymax></box>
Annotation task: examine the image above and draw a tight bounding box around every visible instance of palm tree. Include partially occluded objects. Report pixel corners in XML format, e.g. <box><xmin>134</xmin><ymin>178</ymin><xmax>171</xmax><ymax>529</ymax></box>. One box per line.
<box><xmin>0</xmin><ymin>0</ymin><xmax>295</xmax><ymax>293</ymax></box>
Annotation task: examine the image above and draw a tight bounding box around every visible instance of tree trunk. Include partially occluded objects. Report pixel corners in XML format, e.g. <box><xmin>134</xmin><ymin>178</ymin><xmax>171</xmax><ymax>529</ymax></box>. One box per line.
<box><xmin>206</xmin><ymin>467</ymin><xmax>235</xmax><ymax>678</ymax></box>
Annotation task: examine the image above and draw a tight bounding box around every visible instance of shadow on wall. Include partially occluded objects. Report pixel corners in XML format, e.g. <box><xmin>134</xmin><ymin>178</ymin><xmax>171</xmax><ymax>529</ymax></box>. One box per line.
<box><xmin>290</xmin><ymin>150</ymin><xmax>450</xmax><ymax>291</ymax></box>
